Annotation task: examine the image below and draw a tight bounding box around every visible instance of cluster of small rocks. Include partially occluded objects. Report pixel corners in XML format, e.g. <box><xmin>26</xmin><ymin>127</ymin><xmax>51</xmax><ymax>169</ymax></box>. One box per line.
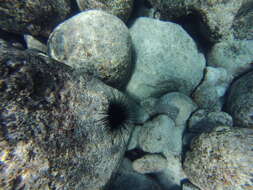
<box><xmin>0</xmin><ymin>0</ymin><xmax>252</xmax><ymax>190</ymax></box>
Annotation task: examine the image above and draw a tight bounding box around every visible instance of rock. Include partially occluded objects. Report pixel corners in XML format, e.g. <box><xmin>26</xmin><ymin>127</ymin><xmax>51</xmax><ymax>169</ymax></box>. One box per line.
<box><xmin>0</xmin><ymin>0</ymin><xmax>73</xmax><ymax>37</ymax></box>
<box><xmin>192</xmin><ymin>66</ymin><xmax>230</xmax><ymax>111</ymax></box>
<box><xmin>155</xmin><ymin>152</ymin><xmax>186</xmax><ymax>189</ymax></box>
<box><xmin>108</xmin><ymin>171</ymin><xmax>162</xmax><ymax>190</ymax></box>
<box><xmin>232</xmin><ymin>0</ymin><xmax>253</xmax><ymax>40</ymax></box>
<box><xmin>126</xmin><ymin>17</ymin><xmax>205</xmax><ymax>101</ymax></box>
<box><xmin>76</xmin><ymin>0</ymin><xmax>134</xmax><ymax>22</ymax></box>
<box><xmin>182</xmin><ymin>181</ymin><xmax>201</xmax><ymax>190</ymax></box>
<box><xmin>48</xmin><ymin>10</ymin><xmax>132</xmax><ymax>89</ymax></box>
<box><xmin>132</xmin><ymin>154</ymin><xmax>167</xmax><ymax>174</ymax></box>
<box><xmin>188</xmin><ymin>109</ymin><xmax>233</xmax><ymax>133</ymax></box>
<box><xmin>155</xmin><ymin>92</ymin><xmax>197</xmax><ymax>127</ymax></box>
<box><xmin>138</xmin><ymin>115</ymin><xmax>181</xmax><ymax>154</ymax></box>
<box><xmin>226</xmin><ymin>71</ymin><xmax>253</xmax><ymax>128</ymax></box>
<box><xmin>183</xmin><ymin>126</ymin><xmax>253</xmax><ymax>190</ymax></box>
<box><xmin>140</xmin><ymin>97</ymin><xmax>158</xmax><ymax>117</ymax></box>
<box><xmin>148</xmin><ymin>0</ymin><xmax>252</xmax><ymax>42</ymax></box>
<box><xmin>0</xmin><ymin>44</ymin><xmax>135</xmax><ymax>189</ymax></box>
<box><xmin>208</xmin><ymin>39</ymin><xmax>253</xmax><ymax>78</ymax></box>
<box><xmin>127</xmin><ymin>125</ymin><xmax>142</xmax><ymax>150</ymax></box>
<box><xmin>24</xmin><ymin>35</ymin><xmax>47</xmax><ymax>53</ymax></box>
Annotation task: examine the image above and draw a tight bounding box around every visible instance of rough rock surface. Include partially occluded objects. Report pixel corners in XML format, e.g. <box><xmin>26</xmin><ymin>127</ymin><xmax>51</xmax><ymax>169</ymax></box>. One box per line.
<box><xmin>188</xmin><ymin>110</ymin><xmax>233</xmax><ymax>133</ymax></box>
<box><xmin>184</xmin><ymin>126</ymin><xmax>253</xmax><ymax>190</ymax></box>
<box><xmin>126</xmin><ymin>17</ymin><xmax>205</xmax><ymax>100</ymax></box>
<box><xmin>48</xmin><ymin>10</ymin><xmax>132</xmax><ymax>89</ymax></box>
<box><xmin>148</xmin><ymin>0</ymin><xmax>252</xmax><ymax>42</ymax></box>
<box><xmin>226</xmin><ymin>71</ymin><xmax>253</xmax><ymax>128</ymax></box>
<box><xmin>138</xmin><ymin>115</ymin><xmax>178</xmax><ymax>154</ymax></box>
<box><xmin>108</xmin><ymin>171</ymin><xmax>162</xmax><ymax>190</ymax></box>
<box><xmin>192</xmin><ymin>66</ymin><xmax>230</xmax><ymax>111</ymax></box>
<box><xmin>0</xmin><ymin>43</ymin><xmax>133</xmax><ymax>189</ymax></box>
<box><xmin>0</xmin><ymin>0</ymin><xmax>73</xmax><ymax>37</ymax></box>
<box><xmin>182</xmin><ymin>181</ymin><xmax>201</xmax><ymax>190</ymax></box>
<box><xmin>132</xmin><ymin>154</ymin><xmax>167</xmax><ymax>174</ymax></box>
<box><xmin>24</xmin><ymin>35</ymin><xmax>47</xmax><ymax>53</ymax></box>
<box><xmin>208</xmin><ymin>39</ymin><xmax>253</xmax><ymax>78</ymax></box>
<box><xmin>76</xmin><ymin>0</ymin><xmax>134</xmax><ymax>22</ymax></box>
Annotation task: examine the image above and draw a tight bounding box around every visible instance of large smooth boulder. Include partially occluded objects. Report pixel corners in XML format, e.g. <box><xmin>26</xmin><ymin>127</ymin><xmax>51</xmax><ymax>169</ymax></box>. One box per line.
<box><xmin>184</xmin><ymin>126</ymin><xmax>253</xmax><ymax>190</ymax></box>
<box><xmin>126</xmin><ymin>17</ymin><xmax>205</xmax><ymax>101</ymax></box>
<box><xmin>48</xmin><ymin>10</ymin><xmax>132</xmax><ymax>89</ymax></box>
<box><xmin>0</xmin><ymin>42</ymin><xmax>134</xmax><ymax>189</ymax></box>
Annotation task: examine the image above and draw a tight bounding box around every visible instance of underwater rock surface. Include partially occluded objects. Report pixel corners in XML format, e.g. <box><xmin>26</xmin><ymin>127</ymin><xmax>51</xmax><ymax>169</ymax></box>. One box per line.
<box><xmin>126</xmin><ymin>17</ymin><xmax>205</xmax><ymax>101</ymax></box>
<box><xmin>0</xmin><ymin>0</ymin><xmax>73</xmax><ymax>38</ymax></box>
<box><xmin>0</xmin><ymin>42</ymin><xmax>132</xmax><ymax>189</ymax></box>
<box><xmin>226</xmin><ymin>71</ymin><xmax>253</xmax><ymax>128</ymax></box>
<box><xmin>76</xmin><ymin>0</ymin><xmax>134</xmax><ymax>22</ymax></box>
<box><xmin>48</xmin><ymin>10</ymin><xmax>132</xmax><ymax>89</ymax></box>
<box><xmin>184</xmin><ymin>126</ymin><xmax>253</xmax><ymax>190</ymax></box>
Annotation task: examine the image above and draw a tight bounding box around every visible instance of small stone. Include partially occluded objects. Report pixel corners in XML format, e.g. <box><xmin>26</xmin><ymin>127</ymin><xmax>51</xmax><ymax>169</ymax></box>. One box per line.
<box><xmin>132</xmin><ymin>154</ymin><xmax>167</xmax><ymax>174</ymax></box>
<box><xmin>24</xmin><ymin>35</ymin><xmax>47</xmax><ymax>53</ymax></box>
<box><xmin>138</xmin><ymin>115</ymin><xmax>178</xmax><ymax>154</ymax></box>
<box><xmin>182</xmin><ymin>181</ymin><xmax>201</xmax><ymax>190</ymax></box>
<box><xmin>192</xmin><ymin>66</ymin><xmax>230</xmax><ymax>111</ymax></box>
<box><xmin>188</xmin><ymin>109</ymin><xmax>233</xmax><ymax>133</ymax></box>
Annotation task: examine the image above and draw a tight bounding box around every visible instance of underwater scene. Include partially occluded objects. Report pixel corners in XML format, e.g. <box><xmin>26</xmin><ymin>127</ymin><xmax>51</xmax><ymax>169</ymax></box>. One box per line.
<box><xmin>0</xmin><ymin>0</ymin><xmax>253</xmax><ymax>190</ymax></box>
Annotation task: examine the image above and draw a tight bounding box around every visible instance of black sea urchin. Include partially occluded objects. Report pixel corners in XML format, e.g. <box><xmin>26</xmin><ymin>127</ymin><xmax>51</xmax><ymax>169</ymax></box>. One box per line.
<box><xmin>97</xmin><ymin>92</ymin><xmax>136</xmax><ymax>137</ymax></box>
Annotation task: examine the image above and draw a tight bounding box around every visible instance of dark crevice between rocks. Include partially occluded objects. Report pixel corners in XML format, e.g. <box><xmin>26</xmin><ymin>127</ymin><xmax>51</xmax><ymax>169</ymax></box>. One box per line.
<box><xmin>0</xmin><ymin>29</ymin><xmax>27</xmax><ymax>49</ymax></box>
<box><xmin>125</xmin><ymin>148</ymin><xmax>148</xmax><ymax>161</ymax></box>
<box><xmin>171</xmin><ymin>11</ymin><xmax>214</xmax><ymax>57</ymax></box>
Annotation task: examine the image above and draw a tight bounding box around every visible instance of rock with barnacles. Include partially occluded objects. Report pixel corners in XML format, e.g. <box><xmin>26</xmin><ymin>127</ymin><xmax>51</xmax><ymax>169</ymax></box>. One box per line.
<box><xmin>0</xmin><ymin>0</ymin><xmax>73</xmax><ymax>37</ymax></box>
<box><xmin>183</xmin><ymin>126</ymin><xmax>253</xmax><ymax>190</ymax></box>
<box><xmin>48</xmin><ymin>10</ymin><xmax>132</xmax><ymax>89</ymax></box>
<box><xmin>76</xmin><ymin>0</ymin><xmax>134</xmax><ymax>22</ymax></box>
<box><xmin>0</xmin><ymin>42</ymin><xmax>135</xmax><ymax>189</ymax></box>
<box><xmin>126</xmin><ymin>17</ymin><xmax>205</xmax><ymax>101</ymax></box>
<box><xmin>226</xmin><ymin>71</ymin><xmax>253</xmax><ymax>128</ymax></box>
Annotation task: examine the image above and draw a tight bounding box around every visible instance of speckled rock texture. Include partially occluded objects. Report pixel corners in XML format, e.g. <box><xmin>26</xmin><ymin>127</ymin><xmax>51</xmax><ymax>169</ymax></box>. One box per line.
<box><xmin>126</xmin><ymin>17</ymin><xmax>205</xmax><ymax>101</ymax></box>
<box><xmin>184</xmin><ymin>126</ymin><xmax>253</xmax><ymax>190</ymax></box>
<box><xmin>226</xmin><ymin>71</ymin><xmax>253</xmax><ymax>128</ymax></box>
<box><xmin>0</xmin><ymin>42</ymin><xmax>133</xmax><ymax>189</ymax></box>
<box><xmin>208</xmin><ymin>39</ymin><xmax>253</xmax><ymax>78</ymax></box>
<box><xmin>148</xmin><ymin>0</ymin><xmax>252</xmax><ymax>42</ymax></box>
<box><xmin>0</xmin><ymin>0</ymin><xmax>73</xmax><ymax>38</ymax></box>
<box><xmin>132</xmin><ymin>154</ymin><xmax>167</xmax><ymax>174</ymax></box>
<box><xmin>182</xmin><ymin>181</ymin><xmax>201</xmax><ymax>190</ymax></box>
<box><xmin>48</xmin><ymin>10</ymin><xmax>132</xmax><ymax>89</ymax></box>
<box><xmin>24</xmin><ymin>35</ymin><xmax>47</xmax><ymax>53</ymax></box>
<box><xmin>76</xmin><ymin>0</ymin><xmax>134</xmax><ymax>22</ymax></box>
<box><xmin>232</xmin><ymin>0</ymin><xmax>253</xmax><ymax>40</ymax></box>
<box><xmin>192</xmin><ymin>66</ymin><xmax>230</xmax><ymax>111</ymax></box>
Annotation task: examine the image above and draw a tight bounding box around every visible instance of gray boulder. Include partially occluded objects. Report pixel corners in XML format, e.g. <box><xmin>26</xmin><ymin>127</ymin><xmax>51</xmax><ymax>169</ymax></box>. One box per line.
<box><xmin>226</xmin><ymin>71</ymin><xmax>253</xmax><ymax>128</ymax></box>
<box><xmin>126</xmin><ymin>17</ymin><xmax>205</xmax><ymax>101</ymax></box>
<box><xmin>0</xmin><ymin>43</ymin><xmax>134</xmax><ymax>189</ymax></box>
<box><xmin>76</xmin><ymin>0</ymin><xmax>134</xmax><ymax>22</ymax></box>
<box><xmin>208</xmin><ymin>39</ymin><xmax>253</xmax><ymax>78</ymax></box>
<box><xmin>0</xmin><ymin>0</ymin><xmax>73</xmax><ymax>37</ymax></box>
<box><xmin>148</xmin><ymin>0</ymin><xmax>252</xmax><ymax>42</ymax></box>
<box><xmin>48</xmin><ymin>10</ymin><xmax>132</xmax><ymax>89</ymax></box>
<box><xmin>24</xmin><ymin>35</ymin><xmax>47</xmax><ymax>53</ymax></box>
<box><xmin>188</xmin><ymin>109</ymin><xmax>233</xmax><ymax>133</ymax></box>
<box><xmin>184</xmin><ymin>126</ymin><xmax>253</xmax><ymax>190</ymax></box>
